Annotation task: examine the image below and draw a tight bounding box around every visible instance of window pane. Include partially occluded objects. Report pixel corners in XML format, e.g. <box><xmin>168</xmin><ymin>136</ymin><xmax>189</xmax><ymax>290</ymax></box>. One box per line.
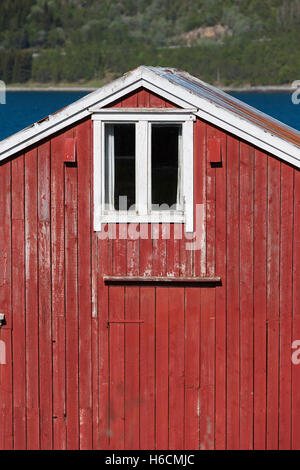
<box><xmin>151</xmin><ymin>124</ymin><xmax>181</xmax><ymax>209</ymax></box>
<box><xmin>105</xmin><ymin>123</ymin><xmax>135</xmax><ymax>211</ymax></box>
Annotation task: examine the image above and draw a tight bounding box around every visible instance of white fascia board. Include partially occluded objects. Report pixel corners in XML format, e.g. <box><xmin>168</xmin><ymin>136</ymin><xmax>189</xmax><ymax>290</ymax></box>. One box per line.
<box><xmin>0</xmin><ymin>68</ymin><xmax>144</xmax><ymax>161</ymax></box>
<box><xmin>141</xmin><ymin>70</ymin><xmax>300</xmax><ymax>168</ymax></box>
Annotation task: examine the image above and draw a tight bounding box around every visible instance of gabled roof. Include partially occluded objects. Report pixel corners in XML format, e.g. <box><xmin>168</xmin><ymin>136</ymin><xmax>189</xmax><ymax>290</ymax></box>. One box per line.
<box><xmin>0</xmin><ymin>66</ymin><xmax>300</xmax><ymax>168</ymax></box>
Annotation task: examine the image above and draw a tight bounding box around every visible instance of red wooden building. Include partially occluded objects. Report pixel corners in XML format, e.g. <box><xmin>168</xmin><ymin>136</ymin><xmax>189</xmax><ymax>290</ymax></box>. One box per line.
<box><xmin>0</xmin><ymin>66</ymin><xmax>299</xmax><ymax>450</ymax></box>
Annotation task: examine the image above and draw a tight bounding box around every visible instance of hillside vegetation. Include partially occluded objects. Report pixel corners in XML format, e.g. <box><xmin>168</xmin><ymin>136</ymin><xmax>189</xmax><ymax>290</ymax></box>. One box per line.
<box><xmin>0</xmin><ymin>0</ymin><xmax>300</xmax><ymax>86</ymax></box>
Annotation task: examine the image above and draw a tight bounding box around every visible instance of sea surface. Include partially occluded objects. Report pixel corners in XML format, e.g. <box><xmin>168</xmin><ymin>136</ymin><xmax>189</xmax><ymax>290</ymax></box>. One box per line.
<box><xmin>0</xmin><ymin>90</ymin><xmax>299</xmax><ymax>141</ymax></box>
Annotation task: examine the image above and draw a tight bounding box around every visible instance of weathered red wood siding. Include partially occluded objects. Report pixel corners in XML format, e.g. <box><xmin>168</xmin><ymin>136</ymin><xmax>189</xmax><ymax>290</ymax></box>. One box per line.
<box><xmin>0</xmin><ymin>87</ymin><xmax>299</xmax><ymax>449</ymax></box>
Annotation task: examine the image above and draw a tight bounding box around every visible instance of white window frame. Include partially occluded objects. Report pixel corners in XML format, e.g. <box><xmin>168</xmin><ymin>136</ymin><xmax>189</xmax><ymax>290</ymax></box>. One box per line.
<box><xmin>92</xmin><ymin>108</ymin><xmax>196</xmax><ymax>232</ymax></box>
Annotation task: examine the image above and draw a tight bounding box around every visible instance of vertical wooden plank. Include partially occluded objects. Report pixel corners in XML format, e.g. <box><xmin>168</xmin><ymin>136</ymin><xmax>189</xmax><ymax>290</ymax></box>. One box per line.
<box><xmin>155</xmin><ymin>287</ymin><xmax>169</xmax><ymax>449</ymax></box>
<box><xmin>12</xmin><ymin>155</ymin><xmax>26</xmax><ymax>449</ymax></box>
<box><xmin>199</xmin><ymin>288</ymin><xmax>215</xmax><ymax>450</ymax></box>
<box><xmin>199</xmin><ymin>124</ymin><xmax>217</xmax><ymax>450</ymax></box>
<box><xmin>98</xmin><ymin>233</ymin><xmax>112</xmax><ymax>450</ymax></box>
<box><xmin>98</xmin><ymin>232</ymin><xmax>110</xmax><ymax>449</ymax></box>
<box><xmin>76</xmin><ymin>119</ymin><xmax>92</xmax><ymax>449</ymax></box>
<box><xmin>184</xmin><ymin>287</ymin><xmax>200</xmax><ymax>450</ymax></box>
<box><xmin>181</xmin><ymin>232</ymin><xmax>193</xmax><ymax>277</ymax></box>
<box><xmin>37</xmin><ymin>141</ymin><xmax>53</xmax><ymax>450</ymax></box>
<box><xmin>109</xmin><ymin>214</ymin><xmax>127</xmax><ymax>449</ymax></box>
<box><xmin>266</xmin><ymin>156</ymin><xmax>280</xmax><ymax>450</ymax></box>
<box><xmin>51</xmin><ymin>132</ymin><xmax>69</xmax><ymax>449</ymax></box>
<box><xmin>253</xmin><ymin>150</ymin><xmax>267</xmax><ymax>450</ymax></box>
<box><xmin>139</xmin><ymin>225</ymin><xmax>153</xmax><ymax>277</ymax></box>
<box><xmin>25</xmin><ymin>148</ymin><xmax>39</xmax><ymax>450</ymax></box>
<box><xmin>169</xmin><ymin>287</ymin><xmax>185</xmax><ymax>449</ymax></box>
<box><xmin>140</xmin><ymin>287</ymin><xmax>155</xmax><ymax>449</ymax></box>
<box><xmin>109</xmin><ymin>286</ymin><xmax>125</xmax><ymax>450</ymax></box>
<box><xmin>137</xmin><ymin>89</ymin><xmax>150</xmax><ymax>107</ymax></box>
<box><xmin>113</xmin><ymin>224</ymin><xmax>127</xmax><ymax>276</ymax></box>
<box><xmin>0</xmin><ymin>161</ymin><xmax>13</xmax><ymax>450</ymax></box>
<box><xmin>152</xmin><ymin>225</ymin><xmax>167</xmax><ymax>277</ymax></box>
<box><xmin>166</xmin><ymin>225</ymin><xmax>180</xmax><ymax>277</ymax></box>
<box><xmin>125</xmin><ymin>208</ymin><xmax>140</xmax><ymax>449</ymax></box>
<box><xmin>239</xmin><ymin>143</ymin><xmax>254</xmax><ymax>450</ymax></box>
<box><xmin>124</xmin><ymin>287</ymin><xmax>140</xmax><ymax>450</ymax></box>
<box><xmin>65</xmin><ymin>163</ymin><xmax>79</xmax><ymax>449</ymax></box>
<box><xmin>127</xmin><ymin>226</ymin><xmax>139</xmax><ymax>277</ymax></box>
<box><xmin>279</xmin><ymin>163</ymin><xmax>293</xmax><ymax>449</ymax></box>
<box><xmin>0</xmin><ymin>162</ymin><xmax>12</xmax><ymax>333</ymax></box>
<box><xmin>161</xmin><ymin>221</ymin><xmax>180</xmax><ymax>448</ymax></box>
<box><xmin>239</xmin><ymin>142</ymin><xmax>254</xmax><ymax>449</ymax></box>
<box><xmin>206</xmin><ymin>126</ymin><xmax>216</xmax><ymax>276</ymax></box>
<box><xmin>190</xmin><ymin>115</ymin><xmax>211</xmax><ymax>449</ymax></box>
<box><xmin>0</xmin><ymin>328</ymin><xmax>12</xmax><ymax>449</ymax></box>
<box><xmin>91</xmin><ymin>235</ymin><xmax>99</xmax><ymax>449</ymax></box>
<box><xmin>292</xmin><ymin>169</ymin><xmax>300</xmax><ymax>450</ymax></box>
<box><xmin>226</xmin><ymin>136</ymin><xmax>240</xmax><ymax>450</ymax></box>
<box><xmin>214</xmin><ymin>129</ymin><xmax>227</xmax><ymax>450</ymax></box>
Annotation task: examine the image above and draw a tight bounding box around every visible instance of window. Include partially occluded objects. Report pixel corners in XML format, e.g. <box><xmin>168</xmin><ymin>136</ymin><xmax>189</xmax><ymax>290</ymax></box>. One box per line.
<box><xmin>105</xmin><ymin>123</ymin><xmax>136</xmax><ymax>211</ymax></box>
<box><xmin>92</xmin><ymin>108</ymin><xmax>195</xmax><ymax>232</ymax></box>
<box><xmin>151</xmin><ymin>124</ymin><xmax>182</xmax><ymax>210</ymax></box>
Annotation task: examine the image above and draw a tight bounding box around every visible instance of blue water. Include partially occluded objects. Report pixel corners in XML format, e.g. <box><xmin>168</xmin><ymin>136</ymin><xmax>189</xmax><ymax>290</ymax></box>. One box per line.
<box><xmin>0</xmin><ymin>91</ymin><xmax>88</xmax><ymax>141</ymax></box>
<box><xmin>231</xmin><ymin>92</ymin><xmax>300</xmax><ymax>131</ymax></box>
<box><xmin>0</xmin><ymin>90</ymin><xmax>300</xmax><ymax>141</ymax></box>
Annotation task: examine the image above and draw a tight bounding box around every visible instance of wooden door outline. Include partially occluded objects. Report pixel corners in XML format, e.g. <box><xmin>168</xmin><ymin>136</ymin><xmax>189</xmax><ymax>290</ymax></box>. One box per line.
<box><xmin>103</xmin><ymin>283</ymin><xmax>217</xmax><ymax>450</ymax></box>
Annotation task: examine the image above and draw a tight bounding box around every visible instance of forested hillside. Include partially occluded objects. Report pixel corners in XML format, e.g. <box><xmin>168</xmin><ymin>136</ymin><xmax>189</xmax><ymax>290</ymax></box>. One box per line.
<box><xmin>0</xmin><ymin>0</ymin><xmax>300</xmax><ymax>86</ymax></box>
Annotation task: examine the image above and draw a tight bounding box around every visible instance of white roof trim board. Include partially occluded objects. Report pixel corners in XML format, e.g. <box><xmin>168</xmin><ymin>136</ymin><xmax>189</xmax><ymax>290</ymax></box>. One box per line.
<box><xmin>0</xmin><ymin>66</ymin><xmax>300</xmax><ymax>168</ymax></box>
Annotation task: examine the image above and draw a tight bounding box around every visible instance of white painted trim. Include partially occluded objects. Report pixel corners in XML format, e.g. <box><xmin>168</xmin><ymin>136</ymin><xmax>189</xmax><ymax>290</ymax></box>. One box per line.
<box><xmin>93</xmin><ymin>120</ymin><xmax>102</xmax><ymax>231</ymax></box>
<box><xmin>136</xmin><ymin>120</ymin><xmax>148</xmax><ymax>216</ymax></box>
<box><xmin>147</xmin><ymin>121</ymin><xmax>152</xmax><ymax>213</ymax></box>
<box><xmin>183</xmin><ymin>120</ymin><xmax>194</xmax><ymax>232</ymax></box>
<box><xmin>92</xmin><ymin>112</ymin><xmax>196</xmax><ymax>122</ymax></box>
<box><xmin>90</xmin><ymin>107</ymin><xmax>198</xmax><ymax>113</ymax></box>
<box><xmin>105</xmin><ymin>124</ymin><xmax>115</xmax><ymax>210</ymax></box>
<box><xmin>93</xmin><ymin>113</ymin><xmax>194</xmax><ymax>232</ymax></box>
<box><xmin>0</xmin><ymin>66</ymin><xmax>299</xmax><ymax>168</ymax></box>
